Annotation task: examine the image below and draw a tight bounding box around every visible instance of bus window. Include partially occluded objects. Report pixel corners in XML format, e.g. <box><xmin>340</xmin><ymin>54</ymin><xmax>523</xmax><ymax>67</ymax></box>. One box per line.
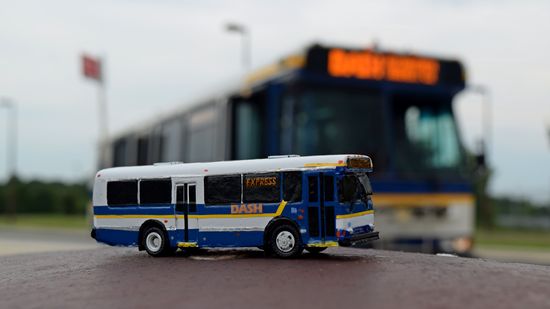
<box><xmin>107</xmin><ymin>180</ymin><xmax>138</xmax><ymax>206</ymax></box>
<box><xmin>283</xmin><ymin>171</ymin><xmax>302</xmax><ymax>202</ymax></box>
<box><xmin>308</xmin><ymin>176</ymin><xmax>318</xmax><ymax>202</ymax></box>
<box><xmin>137</xmin><ymin>136</ymin><xmax>148</xmax><ymax>165</ymax></box>
<box><xmin>324</xmin><ymin>175</ymin><xmax>334</xmax><ymax>201</ymax></box>
<box><xmin>243</xmin><ymin>173</ymin><xmax>280</xmax><ymax>203</ymax></box>
<box><xmin>139</xmin><ymin>179</ymin><xmax>172</xmax><ymax>205</ymax></box>
<box><xmin>204</xmin><ymin>174</ymin><xmax>241</xmax><ymax>205</ymax></box>
<box><xmin>187</xmin><ymin>106</ymin><xmax>217</xmax><ymax>163</ymax></box>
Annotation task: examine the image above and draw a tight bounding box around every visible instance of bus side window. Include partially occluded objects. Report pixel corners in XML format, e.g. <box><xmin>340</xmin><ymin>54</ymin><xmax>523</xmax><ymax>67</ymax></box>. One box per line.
<box><xmin>324</xmin><ymin>175</ymin><xmax>334</xmax><ymax>201</ymax></box>
<box><xmin>308</xmin><ymin>176</ymin><xmax>318</xmax><ymax>202</ymax></box>
<box><xmin>107</xmin><ymin>180</ymin><xmax>138</xmax><ymax>206</ymax></box>
<box><xmin>204</xmin><ymin>174</ymin><xmax>241</xmax><ymax>205</ymax></box>
<box><xmin>283</xmin><ymin>172</ymin><xmax>302</xmax><ymax>202</ymax></box>
<box><xmin>139</xmin><ymin>178</ymin><xmax>172</xmax><ymax>205</ymax></box>
<box><xmin>243</xmin><ymin>173</ymin><xmax>280</xmax><ymax>203</ymax></box>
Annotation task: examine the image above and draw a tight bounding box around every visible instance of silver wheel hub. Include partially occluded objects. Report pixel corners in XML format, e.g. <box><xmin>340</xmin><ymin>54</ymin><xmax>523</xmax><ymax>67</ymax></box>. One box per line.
<box><xmin>275</xmin><ymin>231</ymin><xmax>295</xmax><ymax>252</ymax></box>
<box><xmin>146</xmin><ymin>231</ymin><xmax>162</xmax><ymax>252</ymax></box>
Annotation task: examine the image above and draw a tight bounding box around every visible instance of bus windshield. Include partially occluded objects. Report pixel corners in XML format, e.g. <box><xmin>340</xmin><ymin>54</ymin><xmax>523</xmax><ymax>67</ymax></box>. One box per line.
<box><xmin>392</xmin><ymin>93</ymin><xmax>466</xmax><ymax>179</ymax></box>
<box><xmin>338</xmin><ymin>173</ymin><xmax>372</xmax><ymax>204</ymax></box>
<box><xmin>281</xmin><ymin>87</ymin><xmax>388</xmax><ymax>170</ymax></box>
<box><xmin>281</xmin><ymin>87</ymin><xmax>466</xmax><ymax>180</ymax></box>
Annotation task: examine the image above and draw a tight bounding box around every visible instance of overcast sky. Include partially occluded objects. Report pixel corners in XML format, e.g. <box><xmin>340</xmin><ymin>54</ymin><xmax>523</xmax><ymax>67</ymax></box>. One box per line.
<box><xmin>0</xmin><ymin>0</ymin><xmax>549</xmax><ymax>201</ymax></box>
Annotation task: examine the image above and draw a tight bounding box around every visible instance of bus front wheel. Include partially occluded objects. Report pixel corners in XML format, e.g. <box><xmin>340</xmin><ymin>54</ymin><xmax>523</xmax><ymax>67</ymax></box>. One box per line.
<box><xmin>142</xmin><ymin>226</ymin><xmax>171</xmax><ymax>257</ymax></box>
<box><xmin>269</xmin><ymin>224</ymin><xmax>303</xmax><ymax>258</ymax></box>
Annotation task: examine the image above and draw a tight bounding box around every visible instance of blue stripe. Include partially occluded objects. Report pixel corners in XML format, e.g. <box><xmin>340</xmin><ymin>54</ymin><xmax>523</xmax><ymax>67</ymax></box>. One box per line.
<box><xmin>95</xmin><ymin>229</ymin><xmax>139</xmax><ymax>246</ymax></box>
<box><xmin>94</xmin><ymin>228</ymin><xmax>264</xmax><ymax>248</ymax></box>
<box><xmin>94</xmin><ymin>203</ymin><xmax>282</xmax><ymax>216</ymax></box>
<box><xmin>94</xmin><ymin>205</ymin><xmax>174</xmax><ymax>215</ymax></box>
<box><xmin>199</xmin><ymin>231</ymin><xmax>264</xmax><ymax>247</ymax></box>
<box><xmin>196</xmin><ymin>203</ymin><xmax>280</xmax><ymax>214</ymax></box>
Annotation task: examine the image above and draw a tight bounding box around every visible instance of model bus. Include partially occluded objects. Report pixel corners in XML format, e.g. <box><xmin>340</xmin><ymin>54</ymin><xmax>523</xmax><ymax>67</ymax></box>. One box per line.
<box><xmin>103</xmin><ymin>43</ymin><xmax>474</xmax><ymax>254</ymax></box>
<box><xmin>91</xmin><ymin>154</ymin><xmax>379</xmax><ymax>258</ymax></box>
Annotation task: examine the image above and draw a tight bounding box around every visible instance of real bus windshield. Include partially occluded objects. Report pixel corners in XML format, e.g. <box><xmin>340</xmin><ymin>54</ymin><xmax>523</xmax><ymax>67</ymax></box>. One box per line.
<box><xmin>281</xmin><ymin>86</ymin><xmax>467</xmax><ymax>181</ymax></box>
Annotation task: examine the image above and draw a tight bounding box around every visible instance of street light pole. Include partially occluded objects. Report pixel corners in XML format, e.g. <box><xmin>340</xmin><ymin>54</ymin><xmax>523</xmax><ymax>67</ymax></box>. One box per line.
<box><xmin>468</xmin><ymin>85</ymin><xmax>492</xmax><ymax>159</ymax></box>
<box><xmin>545</xmin><ymin>117</ymin><xmax>550</xmax><ymax>149</ymax></box>
<box><xmin>97</xmin><ymin>56</ymin><xmax>109</xmax><ymax>169</ymax></box>
<box><xmin>465</xmin><ymin>85</ymin><xmax>493</xmax><ymax>227</ymax></box>
<box><xmin>0</xmin><ymin>98</ymin><xmax>17</xmax><ymax>180</ymax></box>
<box><xmin>225</xmin><ymin>22</ymin><xmax>251</xmax><ymax>73</ymax></box>
<box><xmin>1</xmin><ymin>97</ymin><xmax>18</xmax><ymax>220</ymax></box>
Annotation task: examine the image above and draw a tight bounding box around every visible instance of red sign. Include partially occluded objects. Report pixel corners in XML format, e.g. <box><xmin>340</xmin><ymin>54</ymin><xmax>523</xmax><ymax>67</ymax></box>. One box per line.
<box><xmin>82</xmin><ymin>54</ymin><xmax>102</xmax><ymax>81</ymax></box>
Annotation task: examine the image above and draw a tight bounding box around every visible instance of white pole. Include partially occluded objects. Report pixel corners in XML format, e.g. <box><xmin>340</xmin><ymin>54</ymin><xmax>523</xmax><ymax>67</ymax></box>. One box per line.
<box><xmin>0</xmin><ymin>97</ymin><xmax>16</xmax><ymax>180</ymax></box>
<box><xmin>98</xmin><ymin>56</ymin><xmax>109</xmax><ymax>168</ymax></box>
<box><xmin>467</xmin><ymin>85</ymin><xmax>491</xmax><ymax>159</ymax></box>
<box><xmin>0</xmin><ymin>97</ymin><xmax>17</xmax><ymax>219</ymax></box>
<box><xmin>226</xmin><ymin>23</ymin><xmax>251</xmax><ymax>73</ymax></box>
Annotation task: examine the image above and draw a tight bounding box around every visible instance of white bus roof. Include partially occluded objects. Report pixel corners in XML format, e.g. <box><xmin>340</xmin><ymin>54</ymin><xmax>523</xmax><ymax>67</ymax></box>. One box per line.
<box><xmin>96</xmin><ymin>154</ymin><xmax>372</xmax><ymax>181</ymax></box>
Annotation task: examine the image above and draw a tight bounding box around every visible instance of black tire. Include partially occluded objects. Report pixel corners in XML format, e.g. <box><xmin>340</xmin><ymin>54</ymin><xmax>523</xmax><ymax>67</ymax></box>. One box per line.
<box><xmin>268</xmin><ymin>224</ymin><xmax>303</xmax><ymax>258</ymax></box>
<box><xmin>142</xmin><ymin>226</ymin><xmax>171</xmax><ymax>257</ymax></box>
<box><xmin>305</xmin><ymin>247</ymin><xmax>327</xmax><ymax>254</ymax></box>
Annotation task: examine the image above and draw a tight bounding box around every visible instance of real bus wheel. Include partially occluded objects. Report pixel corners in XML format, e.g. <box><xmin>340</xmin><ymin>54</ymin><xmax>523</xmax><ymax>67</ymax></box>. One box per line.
<box><xmin>142</xmin><ymin>227</ymin><xmax>172</xmax><ymax>257</ymax></box>
<box><xmin>268</xmin><ymin>224</ymin><xmax>303</xmax><ymax>258</ymax></box>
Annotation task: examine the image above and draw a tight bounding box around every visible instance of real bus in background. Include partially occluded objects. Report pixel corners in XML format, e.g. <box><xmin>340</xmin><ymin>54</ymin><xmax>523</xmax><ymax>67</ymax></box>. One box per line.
<box><xmin>104</xmin><ymin>43</ymin><xmax>474</xmax><ymax>255</ymax></box>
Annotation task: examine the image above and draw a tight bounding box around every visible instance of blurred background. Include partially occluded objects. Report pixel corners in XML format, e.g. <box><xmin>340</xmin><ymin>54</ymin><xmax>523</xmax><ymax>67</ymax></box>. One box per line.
<box><xmin>1</xmin><ymin>0</ymin><xmax>549</xmax><ymax>264</ymax></box>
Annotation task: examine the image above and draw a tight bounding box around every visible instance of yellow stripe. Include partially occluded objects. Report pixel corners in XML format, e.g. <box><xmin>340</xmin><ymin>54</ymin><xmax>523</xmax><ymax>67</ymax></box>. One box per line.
<box><xmin>274</xmin><ymin>200</ymin><xmax>288</xmax><ymax>216</ymax></box>
<box><xmin>245</xmin><ymin>54</ymin><xmax>305</xmax><ymax>85</ymax></box>
<box><xmin>336</xmin><ymin>210</ymin><xmax>374</xmax><ymax>219</ymax></box>
<box><xmin>372</xmin><ymin>193</ymin><xmax>474</xmax><ymax>207</ymax></box>
<box><xmin>177</xmin><ymin>242</ymin><xmax>198</xmax><ymax>248</ymax></box>
<box><xmin>95</xmin><ymin>200</ymin><xmax>290</xmax><ymax>220</ymax></box>
<box><xmin>307</xmin><ymin>241</ymin><xmax>339</xmax><ymax>248</ymax></box>
<box><xmin>303</xmin><ymin>162</ymin><xmax>346</xmax><ymax>168</ymax></box>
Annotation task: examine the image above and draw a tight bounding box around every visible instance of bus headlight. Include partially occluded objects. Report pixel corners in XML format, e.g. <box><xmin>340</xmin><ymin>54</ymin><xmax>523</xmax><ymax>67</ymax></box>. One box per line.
<box><xmin>452</xmin><ymin>236</ymin><xmax>473</xmax><ymax>254</ymax></box>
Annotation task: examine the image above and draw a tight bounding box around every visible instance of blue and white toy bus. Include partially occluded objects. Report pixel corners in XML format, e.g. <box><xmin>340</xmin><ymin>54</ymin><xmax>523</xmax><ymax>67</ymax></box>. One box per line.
<box><xmin>91</xmin><ymin>154</ymin><xmax>379</xmax><ymax>258</ymax></box>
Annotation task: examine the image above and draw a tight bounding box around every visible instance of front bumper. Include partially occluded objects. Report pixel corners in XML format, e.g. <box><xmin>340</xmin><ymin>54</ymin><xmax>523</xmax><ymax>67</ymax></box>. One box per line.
<box><xmin>338</xmin><ymin>231</ymin><xmax>380</xmax><ymax>247</ymax></box>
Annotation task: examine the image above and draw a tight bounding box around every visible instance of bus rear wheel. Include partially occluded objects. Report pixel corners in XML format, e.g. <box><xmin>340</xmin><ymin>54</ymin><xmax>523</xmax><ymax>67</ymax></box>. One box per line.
<box><xmin>269</xmin><ymin>224</ymin><xmax>303</xmax><ymax>258</ymax></box>
<box><xmin>142</xmin><ymin>226</ymin><xmax>171</xmax><ymax>257</ymax></box>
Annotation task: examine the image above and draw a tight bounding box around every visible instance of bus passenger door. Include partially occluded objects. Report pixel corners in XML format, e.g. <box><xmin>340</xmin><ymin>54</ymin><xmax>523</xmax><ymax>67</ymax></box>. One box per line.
<box><xmin>175</xmin><ymin>182</ymin><xmax>198</xmax><ymax>244</ymax></box>
<box><xmin>305</xmin><ymin>172</ymin><xmax>337</xmax><ymax>244</ymax></box>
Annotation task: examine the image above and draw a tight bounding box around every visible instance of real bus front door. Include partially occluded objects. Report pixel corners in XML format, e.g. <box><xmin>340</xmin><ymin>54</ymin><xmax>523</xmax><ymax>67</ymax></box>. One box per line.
<box><xmin>305</xmin><ymin>171</ymin><xmax>337</xmax><ymax>244</ymax></box>
<box><xmin>174</xmin><ymin>181</ymin><xmax>198</xmax><ymax>244</ymax></box>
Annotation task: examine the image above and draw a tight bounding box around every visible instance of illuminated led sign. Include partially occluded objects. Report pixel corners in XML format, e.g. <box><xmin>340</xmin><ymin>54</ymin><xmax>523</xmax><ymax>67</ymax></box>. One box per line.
<box><xmin>245</xmin><ymin>176</ymin><xmax>277</xmax><ymax>188</ymax></box>
<box><xmin>327</xmin><ymin>49</ymin><xmax>440</xmax><ymax>85</ymax></box>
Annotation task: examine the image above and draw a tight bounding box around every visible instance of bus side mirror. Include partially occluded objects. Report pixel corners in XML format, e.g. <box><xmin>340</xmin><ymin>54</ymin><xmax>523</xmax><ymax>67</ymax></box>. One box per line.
<box><xmin>475</xmin><ymin>153</ymin><xmax>486</xmax><ymax>170</ymax></box>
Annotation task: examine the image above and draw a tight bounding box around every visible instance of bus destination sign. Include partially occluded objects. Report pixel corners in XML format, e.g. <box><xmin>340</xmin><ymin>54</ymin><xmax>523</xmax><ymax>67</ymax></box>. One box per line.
<box><xmin>328</xmin><ymin>49</ymin><xmax>439</xmax><ymax>85</ymax></box>
<box><xmin>304</xmin><ymin>45</ymin><xmax>465</xmax><ymax>88</ymax></box>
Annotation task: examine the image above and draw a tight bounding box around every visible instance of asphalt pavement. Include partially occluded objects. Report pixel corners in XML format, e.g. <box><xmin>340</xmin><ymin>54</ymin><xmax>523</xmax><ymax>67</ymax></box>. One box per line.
<box><xmin>1</xmin><ymin>247</ymin><xmax>550</xmax><ymax>309</ymax></box>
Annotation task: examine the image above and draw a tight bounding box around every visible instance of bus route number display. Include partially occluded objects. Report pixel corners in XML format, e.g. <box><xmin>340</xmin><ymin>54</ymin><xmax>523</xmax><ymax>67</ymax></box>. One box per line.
<box><xmin>327</xmin><ymin>48</ymin><xmax>440</xmax><ymax>85</ymax></box>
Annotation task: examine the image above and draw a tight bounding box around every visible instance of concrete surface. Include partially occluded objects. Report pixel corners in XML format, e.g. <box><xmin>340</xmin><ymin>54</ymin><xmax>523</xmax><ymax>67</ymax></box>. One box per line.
<box><xmin>1</xmin><ymin>247</ymin><xmax>549</xmax><ymax>309</ymax></box>
<box><xmin>0</xmin><ymin>227</ymin><xmax>101</xmax><ymax>256</ymax></box>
